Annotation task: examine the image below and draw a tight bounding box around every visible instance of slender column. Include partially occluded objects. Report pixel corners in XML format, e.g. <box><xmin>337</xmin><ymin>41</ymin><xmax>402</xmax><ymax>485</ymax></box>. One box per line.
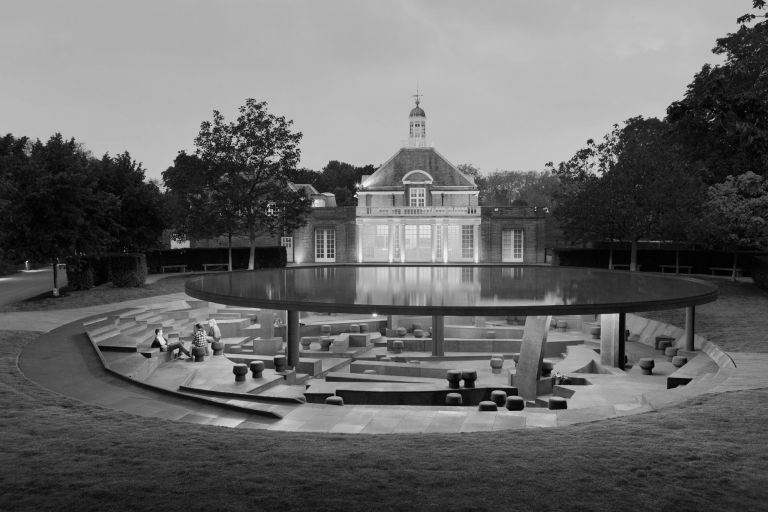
<box><xmin>400</xmin><ymin>222</ymin><xmax>406</xmax><ymax>263</ymax></box>
<box><xmin>431</xmin><ymin>315</ymin><xmax>444</xmax><ymax>356</ymax></box>
<box><xmin>473</xmin><ymin>224</ymin><xmax>480</xmax><ymax>263</ymax></box>
<box><xmin>685</xmin><ymin>306</ymin><xmax>695</xmax><ymax>352</ymax></box>
<box><xmin>286</xmin><ymin>310</ymin><xmax>300</xmax><ymax>369</ymax></box>
<box><xmin>356</xmin><ymin>222</ymin><xmax>363</xmax><ymax>263</ymax></box>
<box><xmin>442</xmin><ymin>223</ymin><xmax>448</xmax><ymax>263</ymax></box>
<box><xmin>388</xmin><ymin>222</ymin><xmax>394</xmax><ymax>263</ymax></box>
<box><xmin>431</xmin><ymin>220</ymin><xmax>437</xmax><ymax>262</ymax></box>
<box><xmin>600</xmin><ymin>313</ymin><xmax>621</xmax><ymax>368</ymax></box>
<box><xmin>618</xmin><ymin>312</ymin><xmax>626</xmax><ymax>371</ymax></box>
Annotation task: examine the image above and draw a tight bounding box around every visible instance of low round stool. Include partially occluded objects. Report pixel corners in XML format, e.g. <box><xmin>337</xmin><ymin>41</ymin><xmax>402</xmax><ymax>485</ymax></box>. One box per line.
<box><xmin>461</xmin><ymin>369</ymin><xmax>478</xmax><ymax>388</ymax></box>
<box><xmin>541</xmin><ymin>360</ymin><xmax>554</xmax><ymax>378</ymax></box>
<box><xmin>665</xmin><ymin>347</ymin><xmax>679</xmax><ymax>362</ymax></box>
<box><xmin>211</xmin><ymin>340</ymin><xmax>224</xmax><ymax>356</ymax></box>
<box><xmin>505</xmin><ymin>396</ymin><xmax>525</xmax><ymax>411</ymax></box>
<box><xmin>672</xmin><ymin>356</ymin><xmax>688</xmax><ymax>368</ymax></box>
<box><xmin>395</xmin><ymin>327</ymin><xmax>407</xmax><ymax>337</ymax></box>
<box><xmin>326</xmin><ymin>396</ymin><xmax>344</xmax><ymax>406</ymax></box>
<box><xmin>548</xmin><ymin>397</ymin><xmax>568</xmax><ymax>410</ymax></box>
<box><xmin>413</xmin><ymin>329</ymin><xmax>424</xmax><ymax>338</ymax></box>
<box><xmin>392</xmin><ymin>339</ymin><xmax>404</xmax><ymax>354</ymax></box>
<box><xmin>490</xmin><ymin>357</ymin><xmax>503</xmax><ymax>373</ymax></box>
<box><xmin>446</xmin><ymin>369</ymin><xmax>462</xmax><ymax>389</ymax></box>
<box><xmin>638</xmin><ymin>358</ymin><xmax>655</xmax><ymax>375</ymax></box>
<box><xmin>274</xmin><ymin>355</ymin><xmax>287</xmax><ymax>373</ymax></box>
<box><xmin>655</xmin><ymin>335</ymin><xmax>675</xmax><ymax>350</ymax></box>
<box><xmin>232</xmin><ymin>364</ymin><xmax>249</xmax><ymax>382</ymax></box>
<box><xmin>445</xmin><ymin>393</ymin><xmax>463</xmax><ymax>406</ymax></box>
<box><xmin>300</xmin><ymin>337</ymin><xmax>312</xmax><ymax>350</ymax></box>
<box><xmin>250</xmin><ymin>360</ymin><xmax>265</xmax><ymax>378</ymax></box>
<box><xmin>320</xmin><ymin>337</ymin><xmax>333</xmax><ymax>352</ymax></box>
<box><xmin>192</xmin><ymin>346</ymin><xmax>206</xmax><ymax>362</ymax></box>
<box><xmin>490</xmin><ymin>390</ymin><xmax>507</xmax><ymax>407</ymax></box>
<box><xmin>491</xmin><ymin>353</ymin><xmax>504</xmax><ymax>362</ymax></box>
<box><xmin>349</xmin><ymin>324</ymin><xmax>360</xmax><ymax>333</ymax></box>
<box><xmin>478</xmin><ymin>401</ymin><xmax>498</xmax><ymax>412</ymax></box>
<box><xmin>658</xmin><ymin>339</ymin><xmax>673</xmax><ymax>353</ymax></box>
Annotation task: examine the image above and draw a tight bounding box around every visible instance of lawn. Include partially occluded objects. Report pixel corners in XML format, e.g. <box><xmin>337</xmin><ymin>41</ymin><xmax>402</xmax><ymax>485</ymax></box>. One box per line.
<box><xmin>1</xmin><ymin>276</ymin><xmax>767</xmax><ymax>511</ymax></box>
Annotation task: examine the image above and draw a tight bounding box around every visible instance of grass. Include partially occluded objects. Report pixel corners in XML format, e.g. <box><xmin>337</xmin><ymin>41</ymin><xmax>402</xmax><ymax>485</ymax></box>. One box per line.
<box><xmin>1</xmin><ymin>277</ymin><xmax>768</xmax><ymax>510</ymax></box>
<box><xmin>0</xmin><ymin>275</ymin><xmax>190</xmax><ymax>312</ymax></box>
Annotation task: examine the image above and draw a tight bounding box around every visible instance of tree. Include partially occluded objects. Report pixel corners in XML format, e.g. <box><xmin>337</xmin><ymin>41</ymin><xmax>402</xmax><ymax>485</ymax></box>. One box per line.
<box><xmin>476</xmin><ymin>169</ymin><xmax>559</xmax><ymax>209</ymax></box>
<box><xmin>0</xmin><ymin>133</ymin><xmax>120</xmax><ymax>294</ymax></box>
<box><xmin>700</xmin><ymin>171</ymin><xmax>768</xmax><ymax>280</ymax></box>
<box><xmin>94</xmin><ymin>152</ymin><xmax>165</xmax><ymax>252</ymax></box>
<box><xmin>194</xmin><ymin>99</ymin><xmax>312</xmax><ymax>269</ymax></box>
<box><xmin>667</xmin><ymin>1</ymin><xmax>768</xmax><ymax>184</ymax></box>
<box><xmin>552</xmin><ymin>118</ymin><xmax>699</xmax><ymax>270</ymax></box>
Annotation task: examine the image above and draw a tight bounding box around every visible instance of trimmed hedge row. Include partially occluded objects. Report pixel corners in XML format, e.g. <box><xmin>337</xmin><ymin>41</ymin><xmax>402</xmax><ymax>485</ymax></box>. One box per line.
<box><xmin>144</xmin><ymin>246</ymin><xmax>286</xmax><ymax>273</ymax></box>
<box><xmin>66</xmin><ymin>253</ymin><xmax>147</xmax><ymax>289</ymax></box>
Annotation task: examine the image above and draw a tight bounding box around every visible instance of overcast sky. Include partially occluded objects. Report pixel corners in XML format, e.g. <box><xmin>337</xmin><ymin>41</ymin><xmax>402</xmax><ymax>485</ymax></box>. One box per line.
<box><xmin>0</xmin><ymin>0</ymin><xmax>750</xmax><ymax>183</ymax></box>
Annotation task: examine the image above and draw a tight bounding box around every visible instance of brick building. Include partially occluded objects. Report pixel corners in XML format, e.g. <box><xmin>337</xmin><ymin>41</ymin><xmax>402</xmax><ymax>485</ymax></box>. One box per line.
<box><xmin>186</xmin><ymin>97</ymin><xmax>546</xmax><ymax>265</ymax></box>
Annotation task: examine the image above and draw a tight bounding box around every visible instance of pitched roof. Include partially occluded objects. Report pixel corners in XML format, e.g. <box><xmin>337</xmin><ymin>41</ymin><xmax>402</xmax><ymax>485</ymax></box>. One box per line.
<box><xmin>361</xmin><ymin>147</ymin><xmax>475</xmax><ymax>189</ymax></box>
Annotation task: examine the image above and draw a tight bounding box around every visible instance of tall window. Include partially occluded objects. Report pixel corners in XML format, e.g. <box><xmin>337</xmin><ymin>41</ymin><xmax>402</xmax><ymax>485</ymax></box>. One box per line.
<box><xmin>502</xmin><ymin>229</ymin><xmax>524</xmax><ymax>262</ymax></box>
<box><xmin>461</xmin><ymin>225</ymin><xmax>473</xmax><ymax>259</ymax></box>
<box><xmin>409</xmin><ymin>187</ymin><xmax>426</xmax><ymax>207</ymax></box>
<box><xmin>280</xmin><ymin>236</ymin><xmax>293</xmax><ymax>263</ymax></box>
<box><xmin>315</xmin><ymin>228</ymin><xmax>335</xmax><ymax>262</ymax></box>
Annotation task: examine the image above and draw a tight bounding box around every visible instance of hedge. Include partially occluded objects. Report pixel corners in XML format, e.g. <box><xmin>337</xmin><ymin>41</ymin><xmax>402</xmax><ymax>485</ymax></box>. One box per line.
<box><xmin>109</xmin><ymin>253</ymin><xmax>147</xmax><ymax>287</ymax></box>
<box><xmin>144</xmin><ymin>246</ymin><xmax>286</xmax><ymax>273</ymax></box>
<box><xmin>66</xmin><ymin>253</ymin><xmax>146</xmax><ymax>289</ymax></box>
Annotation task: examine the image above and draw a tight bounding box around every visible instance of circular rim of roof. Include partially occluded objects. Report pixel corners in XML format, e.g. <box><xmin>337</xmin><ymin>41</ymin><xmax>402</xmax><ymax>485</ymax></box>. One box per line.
<box><xmin>184</xmin><ymin>264</ymin><xmax>719</xmax><ymax>316</ymax></box>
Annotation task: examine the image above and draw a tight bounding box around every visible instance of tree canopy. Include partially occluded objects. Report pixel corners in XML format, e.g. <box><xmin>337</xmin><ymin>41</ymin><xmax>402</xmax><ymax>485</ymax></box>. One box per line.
<box><xmin>185</xmin><ymin>99</ymin><xmax>312</xmax><ymax>269</ymax></box>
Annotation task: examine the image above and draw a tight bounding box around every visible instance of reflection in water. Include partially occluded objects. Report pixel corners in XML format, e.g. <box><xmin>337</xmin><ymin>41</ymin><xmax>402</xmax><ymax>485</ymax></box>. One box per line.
<box><xmin>188</xmin><ymin>265</ymin><xmax>717</xmax><ymax>311</ymax></box>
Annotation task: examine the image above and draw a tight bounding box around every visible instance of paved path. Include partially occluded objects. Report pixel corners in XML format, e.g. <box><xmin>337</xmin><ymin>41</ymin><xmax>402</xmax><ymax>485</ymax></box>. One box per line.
<box><xmin>4</xmin><ymin>283</ymin><xmax>768</xmax><ymax>434</ymax></box>
<box><xmin>0</xmin><ymin>268</ymin><xmax>67</xmax><ymax>307</ymax></box>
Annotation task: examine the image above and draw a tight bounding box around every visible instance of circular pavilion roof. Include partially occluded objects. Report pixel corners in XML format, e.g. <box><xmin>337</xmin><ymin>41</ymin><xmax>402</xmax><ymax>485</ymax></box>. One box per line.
<box><xmin>184</xmin><ymin>265</ymin><xmax>718</xmax><ymax>316</ymax></box>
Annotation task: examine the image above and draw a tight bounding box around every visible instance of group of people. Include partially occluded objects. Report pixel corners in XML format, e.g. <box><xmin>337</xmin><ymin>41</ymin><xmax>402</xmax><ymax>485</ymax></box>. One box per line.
<box><xmin>151</xmin><ymin>318</ymin><xmax>222</xmax><ymax>360</ymax></box>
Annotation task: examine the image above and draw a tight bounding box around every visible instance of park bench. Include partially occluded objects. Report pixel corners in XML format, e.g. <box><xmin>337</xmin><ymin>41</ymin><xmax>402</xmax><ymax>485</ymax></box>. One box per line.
<box><xmin>659</xmin><ymin>265</ymin><xmax>693</xmax><ymax>274</ymax></box>
<box><xmin>161</xmin><ymin>264</ymin><xmax>187</xmax><ymax>273</ymax></box>
<box><xmin>709</xmin><ymin>267</ymin><xmax>743</xmax><ymax>277</ymax></box>
<box><xmin>611</xmin><ymin>264</ymin><xmax>641</xmax><ymax>270</ymax></box>
<box><xmin>203</xmin><ymin>263</ymin><xmax>229</xmax><ymax>271</ymax></box>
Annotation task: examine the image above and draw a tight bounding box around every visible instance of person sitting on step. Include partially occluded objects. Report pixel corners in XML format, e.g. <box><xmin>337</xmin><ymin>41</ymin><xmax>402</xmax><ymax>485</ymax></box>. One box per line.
<box><xmin>151</xmin><ymin>328</ymin><xmax>191</xmax><ymax>359</ymax></box>
<box><xmin>192</xmin><ymin>323</ymin><xmax>212</xmax><ymax>356</ymax></box>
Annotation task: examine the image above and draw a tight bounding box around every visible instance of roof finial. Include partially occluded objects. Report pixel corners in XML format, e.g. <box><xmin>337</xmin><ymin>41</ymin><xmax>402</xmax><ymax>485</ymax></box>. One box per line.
<box><xmin>413</xmin><ymin>84</ymin><xmax>422</xmax><ymax>107</ymax></box>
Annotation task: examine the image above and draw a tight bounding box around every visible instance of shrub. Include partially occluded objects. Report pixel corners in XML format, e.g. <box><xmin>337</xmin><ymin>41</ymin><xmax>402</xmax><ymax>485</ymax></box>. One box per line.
<box><xmin>109</xmin><ymin>253</ymin><xmax>147</xmax><ymax>287</ymax></box>
<box><xmin>65</xmin><ymin>256</ymin><xmax>95</xmax><ymax>290</ymax></box>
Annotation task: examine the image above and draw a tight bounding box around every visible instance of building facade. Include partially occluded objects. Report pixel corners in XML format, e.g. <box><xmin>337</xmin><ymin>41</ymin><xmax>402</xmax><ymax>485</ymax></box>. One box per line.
<box><xmin>185</xmin><ymin>98</ymin><xmax>547</xmax><ymax>266</ymax></box>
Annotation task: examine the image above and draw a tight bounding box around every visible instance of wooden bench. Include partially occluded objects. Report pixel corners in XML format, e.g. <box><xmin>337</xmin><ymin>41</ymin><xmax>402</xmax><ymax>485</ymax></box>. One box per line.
<box><xmin>203</xmin><ymin>263</ymin><xmax>229</xmax><ymax>271</ymax></box>
<box><xmin>659</xmin><ymin>265</ymin><xmax>693</xmax><ymax>274</ymax></box>
<box><xmin>611</xmin><ymin>264</ymin><xmax>641</xmax><ymax>271</ymax></box>
<box><xmin>709</xmin><ymin>267</ymin><xmax>743</xmax><ymax>277</ymax></box>
<box><xmin>161</xmin><ymin>264</ymin><xmax>187</xmax><ymax>273</ymax></box>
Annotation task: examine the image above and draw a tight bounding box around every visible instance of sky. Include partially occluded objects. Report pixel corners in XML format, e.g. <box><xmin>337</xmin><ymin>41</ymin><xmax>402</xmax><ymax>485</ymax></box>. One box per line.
<box><xmin>0</xmin><ymin>0</ymin><xmax>751</xmax><ymax>184</ymax></box>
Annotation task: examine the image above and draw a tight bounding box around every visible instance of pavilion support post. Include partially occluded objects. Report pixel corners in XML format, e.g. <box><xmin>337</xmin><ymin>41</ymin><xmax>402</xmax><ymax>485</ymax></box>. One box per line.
<box><xmin>286</xmin><ymin>310</ymin><xmax>300</xmax><ymax>370</ymax></box>
<box><xmin>600</xmin><ymin>313</ymin><xmax>624</xmax><ymax>369</ymax></box>
<box><xmin>685</xmin><ymin>306</ymin><xmax>695</xmax><ymax>352</ymax></box>
<box><xmin>431</xmin><ymin>315</ymin><xmax>445</xmax><ymax>357</ymax></box>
